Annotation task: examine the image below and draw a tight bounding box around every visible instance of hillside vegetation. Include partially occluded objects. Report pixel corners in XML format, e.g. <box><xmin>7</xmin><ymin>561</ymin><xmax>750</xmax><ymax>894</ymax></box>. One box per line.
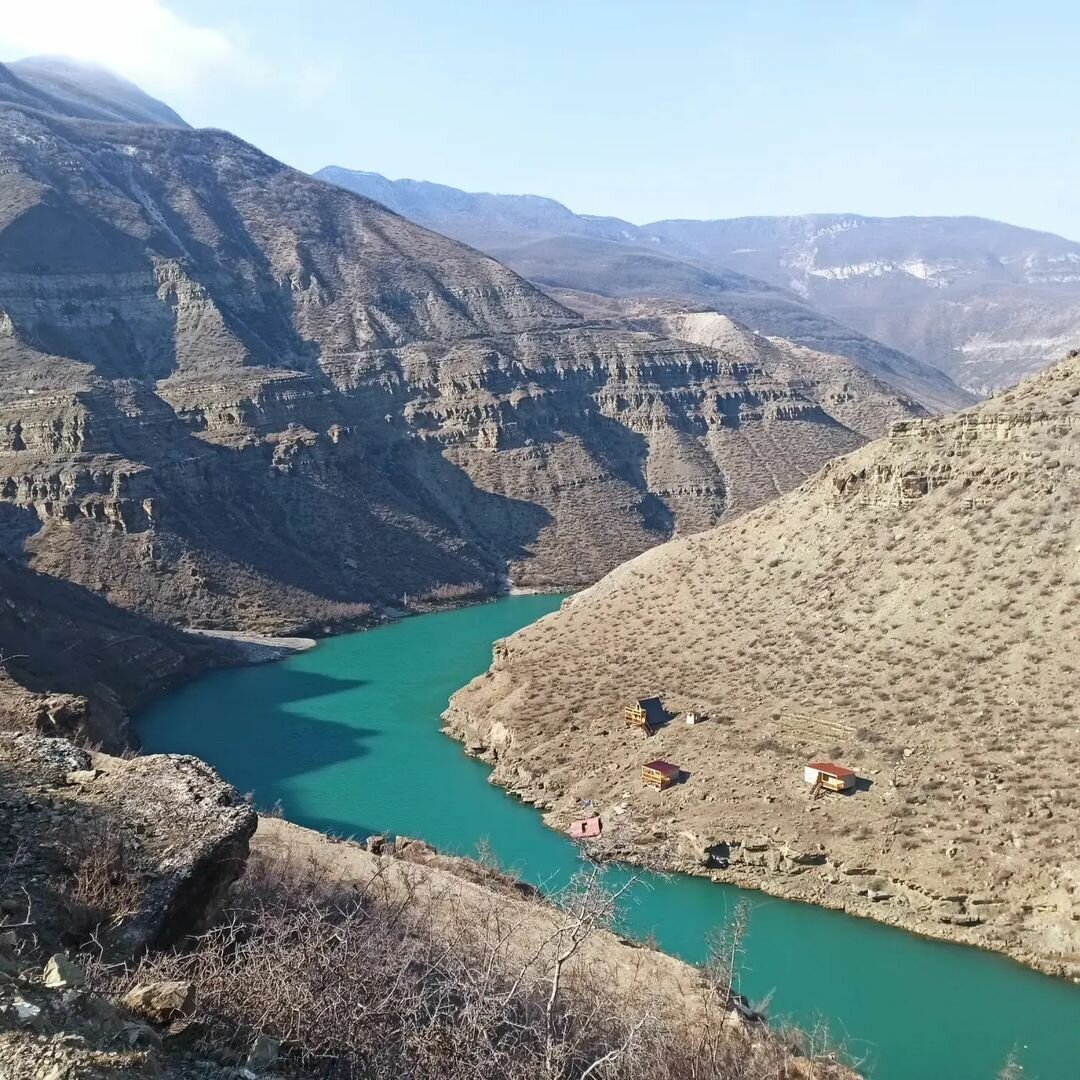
<box><xmin>446</xmin><ymin>352</ymin><xmax>1080</xmax><ymax>975</ymax></box>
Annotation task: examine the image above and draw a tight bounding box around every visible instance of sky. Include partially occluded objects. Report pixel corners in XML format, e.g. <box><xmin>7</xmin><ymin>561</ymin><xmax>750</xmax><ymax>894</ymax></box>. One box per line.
<box><xmin>1</xmin><ymin>0</ymin><xmax>1078</xmax><ymax>238</ymax></box>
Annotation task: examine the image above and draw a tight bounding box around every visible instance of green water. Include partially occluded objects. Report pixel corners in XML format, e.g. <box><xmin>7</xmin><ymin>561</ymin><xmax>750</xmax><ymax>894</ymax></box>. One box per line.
<box><xmin>139</xmin><ymin>596</ymin><xmax>1080</xmax><ymax>1080</ymax></box>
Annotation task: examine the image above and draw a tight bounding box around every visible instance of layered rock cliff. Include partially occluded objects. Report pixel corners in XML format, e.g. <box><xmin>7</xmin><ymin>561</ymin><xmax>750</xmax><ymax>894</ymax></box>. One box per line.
<box><xmin>0</xmin><ymin>64</ymin><xmax>924</xmax><ymax>638</ymax></box>
<box><xmin>445</xmin><ymin>351</ymin><xmax>1080</xmax><ymax>976</ymax></box>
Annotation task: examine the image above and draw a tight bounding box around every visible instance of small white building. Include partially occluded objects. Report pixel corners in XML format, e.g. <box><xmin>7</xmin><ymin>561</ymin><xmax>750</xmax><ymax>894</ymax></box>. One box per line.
<box><xmin>685</xmin><ymin>712</ymin><xmax>704</xmax><ymax>725</ymax></box>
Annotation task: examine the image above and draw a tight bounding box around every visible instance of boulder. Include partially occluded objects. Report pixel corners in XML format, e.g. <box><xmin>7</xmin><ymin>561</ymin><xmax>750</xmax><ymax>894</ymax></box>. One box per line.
<box><xmin>43</xmin><ymin>953</ymin><xmax>84</xmax><ymax>989</ymax></box>
<box><xmin>0</xmin><ymin>735</ymin><xmax>257</xmax><ymax>960</ymax></box>
<box><xmin>122</xmin><ymin>980</ymin><xmax>195</xmax><ymax>1021</ymax></box>
<box><xmin>677</xmin><ymin>831</ymin><xmax>714</xmax><ymax>867</ymax></box>
<box><xmin>246</xmin><ymin>1033</ymin><xmax>281</xmax><ymax>1072</ymax></box>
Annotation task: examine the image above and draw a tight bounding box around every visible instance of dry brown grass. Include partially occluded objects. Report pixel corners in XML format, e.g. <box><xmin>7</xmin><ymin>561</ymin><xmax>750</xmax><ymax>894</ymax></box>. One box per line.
<box><xmin>60</xmin><ymin>823</ymin><xmax>144</xmax><ymax>944</ymax></box>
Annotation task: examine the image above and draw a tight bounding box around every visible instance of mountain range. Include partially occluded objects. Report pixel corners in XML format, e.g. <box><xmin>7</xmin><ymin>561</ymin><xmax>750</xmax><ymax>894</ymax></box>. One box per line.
<box><xmin>317</xmin><ymin>168</ymin><xmax>1080</xmax><ymax>396</ymax></box>
<box><xmin>0</xmin><ymin>56</ymin><xmax>938</xmax><ymax>741</ymax></box>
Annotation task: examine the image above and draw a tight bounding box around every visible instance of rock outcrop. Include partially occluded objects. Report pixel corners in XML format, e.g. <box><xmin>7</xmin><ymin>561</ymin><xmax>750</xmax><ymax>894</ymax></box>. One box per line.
<box><xmin>445</xmin><ymin>351</ymin><xmax>1080</xmax><ymax>977</ymax></box>
<box><xmin>0</xmin><ymin>733</ymin><xmax>256</xmax><ymax>960</ymax></box>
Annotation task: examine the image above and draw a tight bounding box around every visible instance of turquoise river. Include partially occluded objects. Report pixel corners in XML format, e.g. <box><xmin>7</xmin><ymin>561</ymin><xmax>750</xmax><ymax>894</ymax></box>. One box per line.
<box><xmin>139</xmin><ymin>595</ymin><xmax>1080</xmax><ymax>1079</ymax></box>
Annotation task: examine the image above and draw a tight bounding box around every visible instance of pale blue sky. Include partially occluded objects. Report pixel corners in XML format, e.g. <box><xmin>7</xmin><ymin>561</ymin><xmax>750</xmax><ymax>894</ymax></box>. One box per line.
<box><xmin>4</xmin><ymin>1</ymin><xmax>1078</xmax><ymax>236</ymax></box>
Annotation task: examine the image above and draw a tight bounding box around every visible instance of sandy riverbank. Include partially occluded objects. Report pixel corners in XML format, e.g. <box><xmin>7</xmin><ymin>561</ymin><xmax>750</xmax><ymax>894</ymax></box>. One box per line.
<box><xmin>186</xmin><ymin>627</ymin><xmax>318</xmax><ymax>663</ymax></box>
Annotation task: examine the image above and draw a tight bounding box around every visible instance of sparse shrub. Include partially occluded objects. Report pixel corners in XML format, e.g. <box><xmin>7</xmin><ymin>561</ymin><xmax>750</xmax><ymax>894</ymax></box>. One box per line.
<box><xmin>90</xmin><ymin>852</ymin><xmax>847</xmax><ymax>1079</ymax></box>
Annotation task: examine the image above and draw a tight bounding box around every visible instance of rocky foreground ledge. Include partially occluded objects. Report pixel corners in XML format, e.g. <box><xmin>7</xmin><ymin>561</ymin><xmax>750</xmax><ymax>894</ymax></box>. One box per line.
<box><xmin>0</xmin><ymin>734</ymin><xmax>855</xmax><ymax>1078</ymax></box>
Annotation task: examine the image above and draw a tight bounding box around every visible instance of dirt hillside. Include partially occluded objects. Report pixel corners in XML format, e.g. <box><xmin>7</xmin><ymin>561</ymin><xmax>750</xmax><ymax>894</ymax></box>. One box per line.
<box><xmin>445</xmin><ymin>352</ymin><xmax>1080</xmax><ymax>977</ymax></box>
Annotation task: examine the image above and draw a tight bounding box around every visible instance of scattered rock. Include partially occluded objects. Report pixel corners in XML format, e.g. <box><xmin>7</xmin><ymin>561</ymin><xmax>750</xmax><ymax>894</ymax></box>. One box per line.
<box><xmin>43</xmin><ymin>954</ymin><xmax>84</xmax><ymax>989</ymax></box>
<box><xmin>163</xmin><ymin>1016</ymin><xmax>207</xmax><ymax>1046</ymax></box>
<box><xmin>8</xmin><ymin>994</ymin><xmax>43</xmax><ymax>1028</ymax></box>
<box><xmin>120</xmin><ymin>1020</ymin><xmax>161</xmax><ymax>1048</ymax></box>
<box><xmin>246</xmin><ymin>1033</ymin><xmax>281</xmax><ymax>1072</ymax></box>
<box><xmin>395</xmin><ymin>836</ymin><xmax>435</xmax><ymax>857</ymax></box>
<box><xmin>65</xmin><ymin>769</ymin><xmax>101</xmax><ymax>786</ymax></box>
<box><xmin>122</xmin><ymin>980</ymin><xmax>195</xmax><ymax>1021</ymax></box>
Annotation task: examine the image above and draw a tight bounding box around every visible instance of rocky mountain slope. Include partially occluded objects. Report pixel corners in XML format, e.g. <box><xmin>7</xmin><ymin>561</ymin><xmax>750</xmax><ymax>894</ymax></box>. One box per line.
<box><xmin>315</xmin><ymin>168</ymin><xmax>971</xmax><ymax>413</ymax></box>
<box><xmin>445</xmin><ymin>351</ymin><xmax>1080</xmax><ymax>976</ymax></box>
<box><xmin>0</xmin><ymin>61</ymin><xmax>927</xmax><ymax>646</ymax></box>
<box><xmin>4</xmin><ymin>55</ymin><xmax>190</xmax><ymax>127</ymax></box>
<box><xmin>0</xmin><ymin>554</ymin><xmax>221</xmax><ymax>751</ymax></box>
<box><xmin>649</xmin><ymin>215</ymin><xmax>1080</xmax><ymax>395</ymax></box>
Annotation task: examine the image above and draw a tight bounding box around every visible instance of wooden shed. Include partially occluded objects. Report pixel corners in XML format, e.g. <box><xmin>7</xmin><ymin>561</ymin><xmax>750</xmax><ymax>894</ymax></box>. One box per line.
<box><xmin>641</xmin><ymin>759</ymin><xmax>680</xmax><ymax>791</ymax></box>
<box><xmin>568</xmin><ymin>816</ymin><xmax>602</xmax><ymax>839</ymax></box>
<box><xmin>624</xmin><ymin>697</ymin><xmax>667</xmax><ymax>735</ymax></box>
<box><xmin>804</xmin><ymin>761</ymin><xmax>856</xmax><ymax>793</ymax></box>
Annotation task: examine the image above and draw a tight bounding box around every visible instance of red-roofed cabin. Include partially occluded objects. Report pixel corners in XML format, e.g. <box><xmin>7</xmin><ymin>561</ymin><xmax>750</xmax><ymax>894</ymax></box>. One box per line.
<box><xmin>568</xmin><ymin>816</ymin><xmax>602</xmax><ymax>839</ymax></box>
<box><xmin>642</xmin><ymin>760</ymin><xmax>680</xmax><ymax>791</ymax></box>
<box><xmin>804</xmin><ymin>761</ymin><xmax>856</xmax><ymax>793</ymax></box>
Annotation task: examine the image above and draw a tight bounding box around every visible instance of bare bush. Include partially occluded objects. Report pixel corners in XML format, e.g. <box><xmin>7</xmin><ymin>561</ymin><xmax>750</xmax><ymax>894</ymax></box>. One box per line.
<box><xmin>61</xmin><ymin>824</ymin><xmax>143</xmax><ymax>943</ymax></box>
<box><xmin>92</xmin><ymin>853</ymin><xmax>847</xmax><ymax>1079</ymax></box>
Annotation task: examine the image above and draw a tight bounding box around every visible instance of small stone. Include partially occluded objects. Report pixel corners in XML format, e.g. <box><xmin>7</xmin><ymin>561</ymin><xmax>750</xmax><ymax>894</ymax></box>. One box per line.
<box><xmin>9</xmin><ymin>994</ymin><xmax>42</xmax><ymax>1027</ymax></box>
<box><xmin>163</xmin><ymin>1016</ymin><xmax>207</xmax><ymax>1046</ymax></box>
<box><xmin>65</xmin><ymin>769</ymin><xmax>101</xmax><ymax>786</ymax></box>
<box><xmin>123</xmin><ymin>980</ymin><xmax>195</xmax><ymax>1021</ymax></box>
<box><xmin>43</xmin><ymin>953</ymin><xmax>85</xmax><ymax>989</ymax></box>
<box><xmin>121</xmin><ymin>1020</ymin><xmax>161</xmax><ymax>1048</ymax></box>
<box><xmin>246</xmin><ymin>1033</ymin><xmax>281</xmax><ymax>1072</ymax></box>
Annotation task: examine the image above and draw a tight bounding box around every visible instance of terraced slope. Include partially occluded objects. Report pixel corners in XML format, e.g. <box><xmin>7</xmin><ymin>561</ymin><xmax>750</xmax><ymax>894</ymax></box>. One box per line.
<box><xmin>446</xmin><ymin>352</ymin><xmax>1080</xmax><ymax>976</ymax></box>
<box><xmin>316</xmin><ymin>167</ymin><xmax>974</xmax><ymax>413</ymax></box>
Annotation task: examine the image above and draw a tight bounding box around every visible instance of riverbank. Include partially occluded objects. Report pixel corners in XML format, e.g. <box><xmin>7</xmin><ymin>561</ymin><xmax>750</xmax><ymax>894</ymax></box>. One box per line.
<box><xmin>171</xmin><ymin>597</ymin><xmax>1078</xmax><ymax>981</ymax></box>
<box><xmin>442</xmin><ymin>687</ymin><xmax>1080</xmax><ymax>984</ymax></box>
<box><xmin>187</xmin><ymin>627</ymin><xmax>318</xmax><ymax>663</ymax></box>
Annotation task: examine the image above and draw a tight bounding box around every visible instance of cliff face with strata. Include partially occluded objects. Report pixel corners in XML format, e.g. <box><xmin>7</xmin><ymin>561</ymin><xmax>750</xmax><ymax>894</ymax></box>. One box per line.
<box><xmin>445</xmin><ymin>352</ymin><xmax>1080</xmax><ymax>976</ymax></box>
<box><xmin>0</xmin><ymin>65</ymin><xmax>924</xmax><ymax>637</ymax></box>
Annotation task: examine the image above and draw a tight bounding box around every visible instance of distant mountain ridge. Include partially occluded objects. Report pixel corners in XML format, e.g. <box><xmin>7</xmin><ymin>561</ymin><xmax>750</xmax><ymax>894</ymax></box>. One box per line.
<box><xmin>648</xmin><ymin>214</ymin><xmax>1080</xmax><ymax>394</ymax></box>
<box><xmin>315</xmin><ymin>167</ymin><xmax>973</xmax><ymax>412</ymax></box>
<box><xmin>316</xmin><ymin>167</ymin><xmax>1080</xmax><ymax>396</ymax></box>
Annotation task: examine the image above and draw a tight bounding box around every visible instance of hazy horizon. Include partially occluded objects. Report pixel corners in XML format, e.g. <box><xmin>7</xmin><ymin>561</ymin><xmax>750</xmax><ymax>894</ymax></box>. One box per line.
<box><xmin>1</xmin><ymin>1</ymin><xmax>1077</xmax><ymax>239</ymax></box>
